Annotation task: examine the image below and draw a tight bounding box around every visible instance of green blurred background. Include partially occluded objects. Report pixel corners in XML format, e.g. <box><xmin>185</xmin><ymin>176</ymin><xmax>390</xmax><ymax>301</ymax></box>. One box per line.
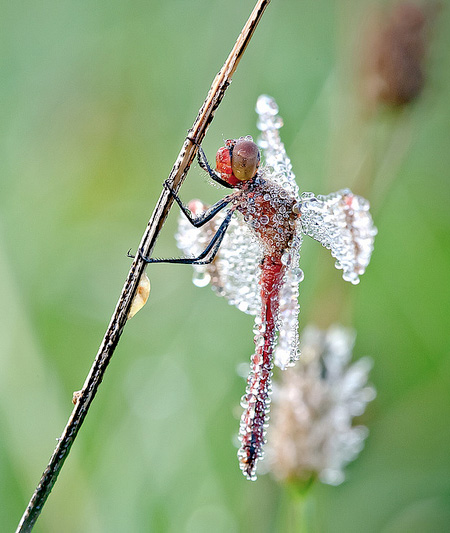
<box><xmin>1</xmin><ymin>1</ymin><xmax>450</xmax><ymax>531</ymax></box>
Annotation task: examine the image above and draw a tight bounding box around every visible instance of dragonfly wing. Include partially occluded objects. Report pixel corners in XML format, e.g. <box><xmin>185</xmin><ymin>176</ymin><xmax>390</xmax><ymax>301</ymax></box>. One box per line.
<box><xmin>212</xmin><ymin>210</ymin><xmax>262</xmax><ymax>315</ymax></box>
<box><xmin>176</xmin><ymin>203</ymin><xmax>262</xmax><ymax>315</ymax></box>
<box><xmin>175</xmin><ymin>200</ymin><xmax>217</xmax><ymax>288</ymax></box>
<box><xmin>255</xmin><ymin>95</ymin><xmax>299</xmax><ymax>199</ymax></box>
<box><xmin>273</xmin><ymin>221</ymin><xmax>303</xmax><ymax>370</ymax></box>
<box><xmin>274</xmin><ymin>267</ymin><xmax>301</xmax><ymax>370</ymax></box>
<box><xmin>300</xmin><ymin>190</ymin><xmax>377</xmax><ymax>284</ymax></box>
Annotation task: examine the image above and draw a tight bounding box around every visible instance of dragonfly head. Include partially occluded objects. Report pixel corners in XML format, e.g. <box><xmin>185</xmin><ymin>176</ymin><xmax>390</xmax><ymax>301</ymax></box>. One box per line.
<box><xmin>216</xmin><ymin>136</ymin><xmax>260</xmax><ymax>188</ymax></box>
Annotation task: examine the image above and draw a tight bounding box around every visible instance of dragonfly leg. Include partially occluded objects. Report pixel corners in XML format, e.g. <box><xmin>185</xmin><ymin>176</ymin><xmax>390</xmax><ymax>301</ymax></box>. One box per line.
<box><xmin>164</xmin><ymin>180</ymin><xmax>231</xmax><ymax>227</ymax></box>
<box><xmin>197</xmin><ymin>146</ymin><xmax>234</xmax><ymax>189</ymax></box>
<box><xmin>137</xmin><ymin>209</ymin><xmax>233</xmax><ymax>265</ymax></box>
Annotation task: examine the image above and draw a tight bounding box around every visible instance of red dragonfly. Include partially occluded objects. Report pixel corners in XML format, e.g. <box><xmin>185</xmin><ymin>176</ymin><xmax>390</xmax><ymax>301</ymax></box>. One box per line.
<box><xmin>137</xmin><ymin>95</ymin><xmax>376</xmax><ymax>480</ymax></box>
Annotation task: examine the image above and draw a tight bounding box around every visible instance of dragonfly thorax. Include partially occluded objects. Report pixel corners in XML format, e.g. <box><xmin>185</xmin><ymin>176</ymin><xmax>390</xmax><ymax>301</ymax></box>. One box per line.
<box><xmin>234</xmin><ymin>177</ymin><xmax>299</xmax><ymax>257</ymax></box>
<box><xmin>216</xmin><ymin>136</ymin><xmax>260</xmax><ymax>188</ymax></box>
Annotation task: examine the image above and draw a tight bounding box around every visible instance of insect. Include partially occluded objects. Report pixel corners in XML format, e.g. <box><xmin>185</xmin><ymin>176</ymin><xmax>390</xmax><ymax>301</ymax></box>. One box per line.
<box><xmin>136</xmin><ymin>95</ymin><xmax>376</xmax><ymax>480</ymax></box>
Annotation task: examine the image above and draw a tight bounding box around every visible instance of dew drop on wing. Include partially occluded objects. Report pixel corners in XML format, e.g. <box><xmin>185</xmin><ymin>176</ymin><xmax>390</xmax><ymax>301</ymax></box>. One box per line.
<box><xmin>192</xmin><ymin>271</ymin><xmax>211</xmax><ymax>287</ymax></box>
<box><xmin>253</xmin><ymin>321</ymin><xmax>266</xmax><ymax>335</ymax></box>
<box><xmin>255</xmin><ymin>94</ymin><xmax>279</xmax><ymax>116</ymax></box>
<box><xmin>240</xmin><ymin>395</ymin><xmax>249</xmax><ymax>409</ymax></box>
<box><xmin>343</xmin><ymin>271</ymin><xmax>360</xmax><ymax>285</ymax></box>
<box><xmin>237</xmin><ymin>301</ymin><xmax>250</xmax><ymax>313</ymax></box>
<box><xmin>291</xmin><ymin>268</ymin><xmax>304</xmax><ymax>283</ymax></box>
<box><xmin>255</xmin><ymin>336</ymin><xmax>265</xmax><ymax>349</ymax></box>
<box><xmin>281</xmin><ymin>251</ymin><xmax>291</xmax><ymax>266</ymax></box>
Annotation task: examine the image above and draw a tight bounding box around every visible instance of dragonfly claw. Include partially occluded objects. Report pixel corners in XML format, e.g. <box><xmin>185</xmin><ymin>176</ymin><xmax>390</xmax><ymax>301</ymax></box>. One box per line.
<box><xmin>138</xmin><ymin>248</ymin><xmax>153</xmax><ymax>263</ymax></box>
<box><xmin>163</xmin><ymin>179</ymin><xmax>172</xmax><ymax>191</ymax></box>
<box><xmin>127</xmin><ymin>248</ymin><xmax>152</xmax><ymax>263</ymax></box>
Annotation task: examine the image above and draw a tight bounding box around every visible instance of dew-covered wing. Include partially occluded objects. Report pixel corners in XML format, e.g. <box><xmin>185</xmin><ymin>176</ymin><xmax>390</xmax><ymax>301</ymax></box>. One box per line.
<box><xmin>256</xmin><ymin>95</ymin><xmax>299</xmax><ymax>200</ymax></box>
<box><xmin>176</xmin><ymin>202</ymin><xmax>262</xmax><ymax>315</ymax></box>
<box><xmin>299</xmin><ymin>190</ymin><xmax>377</xmax><ymax>285</ymax></box>
<box><xmin>273</xmin><ymin>264</ymin><xmax>302</xmax><ymax>370</ymax></box>
<box><xmin>272</xmin><ymin>221</ymin><xmax>303</xmax><ymax>370</ymax></box>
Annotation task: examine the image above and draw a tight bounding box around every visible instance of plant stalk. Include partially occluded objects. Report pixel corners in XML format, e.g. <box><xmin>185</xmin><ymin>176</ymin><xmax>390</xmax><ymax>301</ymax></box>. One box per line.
<box><xmin>16</xmin><ymin>1</ymin><xmax>270</xmax><ymax>530</ymax></box>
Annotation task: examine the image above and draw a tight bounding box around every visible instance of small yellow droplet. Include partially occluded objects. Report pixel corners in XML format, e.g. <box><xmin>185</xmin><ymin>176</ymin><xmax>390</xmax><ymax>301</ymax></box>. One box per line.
<box><xmin>128</xmin><ymin>273</ymin><xmax>151</xmax><ymax>318</ymax></box>
<box><xmin>72</xmin><ymin>390</ymin><xmax>82</xmax><ymax>405</ymax></box>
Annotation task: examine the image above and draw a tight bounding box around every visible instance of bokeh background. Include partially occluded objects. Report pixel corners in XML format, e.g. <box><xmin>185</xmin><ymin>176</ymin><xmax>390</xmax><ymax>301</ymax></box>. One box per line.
<box><xmin>1</xmin><ymin>1</ymin><xmax>450</xmax><ymax>531</ymax></box>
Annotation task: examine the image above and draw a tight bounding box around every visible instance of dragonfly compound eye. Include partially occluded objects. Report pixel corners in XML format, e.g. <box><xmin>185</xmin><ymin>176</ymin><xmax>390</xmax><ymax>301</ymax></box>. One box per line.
<box><xmin>231</xmin><ymin>138</ymin><xmax>260</xmax><ymax>181</ymax></box>
<box><xmin>216</xmin><ymin>145</ymin><xmax>233</xmax><ymax>181</ymax></box>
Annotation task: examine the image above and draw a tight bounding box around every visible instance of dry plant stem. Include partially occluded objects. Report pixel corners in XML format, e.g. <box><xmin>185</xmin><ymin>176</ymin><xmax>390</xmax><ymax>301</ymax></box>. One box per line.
<box><xmin>16</xmin><ymin>1</ymin><xmax>270</xmax><ymax>531</ymax></box>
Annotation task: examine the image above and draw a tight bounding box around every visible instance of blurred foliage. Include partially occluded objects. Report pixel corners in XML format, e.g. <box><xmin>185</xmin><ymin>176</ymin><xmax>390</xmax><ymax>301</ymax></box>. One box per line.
<box><xmin>1</xmin><ymin>0</ymin><xmax>450</xmax><ymax>531</ymax></box>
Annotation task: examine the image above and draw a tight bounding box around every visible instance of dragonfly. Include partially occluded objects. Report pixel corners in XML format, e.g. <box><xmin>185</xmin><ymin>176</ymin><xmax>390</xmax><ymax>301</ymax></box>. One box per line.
<box><xmin>136</xmin><ymin>95</ymin><xmax>376</xmax><ymax>480</ymax></box>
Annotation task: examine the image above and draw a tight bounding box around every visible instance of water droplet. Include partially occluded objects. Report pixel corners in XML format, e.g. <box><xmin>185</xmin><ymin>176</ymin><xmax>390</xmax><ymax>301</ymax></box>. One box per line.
<box><xmin>343</xmin><ymin>272</ymin><xmax>360</xmax><ymax>285</ymax></box>
<box><xmin>255</xmin><ymin>94</ymin><xmax>278</xmax><ymax>116</ymax></box>
<box><xmin>192</xmin><ymin>271</ymin><xmax>211</xmax><ymax>287</ymax></box>
<box><xmin>281</xmin><ymin>252</ymin><xmax>291</xmax><ymax>266</ymax></box>
<box><xmin>237</xmin><ymin>301</ymin><xmax>250</xmax><ymax>313</ymax></box>
<box><xmin>273</xmin><ymin>116</ymin><xmax>284</xmax><ymax>129</ymax></box>
<box><xmin>255</xmin><ymin>336</ymin><xmax>265</xmax><ymax>348</ymax></box>
<box><xmin>291</xmin><ymin>268</ymin><xmax>304</xmax><ymax>283</ymax></box>
<box><xmin>128</xmin><ymin>273</ymin><xmax>151</xmax><ymax>319</ymax></box>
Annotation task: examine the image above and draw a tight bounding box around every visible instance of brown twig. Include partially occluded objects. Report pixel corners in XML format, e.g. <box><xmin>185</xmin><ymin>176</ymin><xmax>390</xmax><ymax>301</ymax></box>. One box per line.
<box><xmin>16</xmin><ymin>1</ymin><xmax>270</xmax><ymax>530</ymax></box>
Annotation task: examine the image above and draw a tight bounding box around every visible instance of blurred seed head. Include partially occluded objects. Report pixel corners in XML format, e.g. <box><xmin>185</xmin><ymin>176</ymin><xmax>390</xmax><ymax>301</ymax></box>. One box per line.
<box><xmin>362</xmin><ymin>2</ymin><xmax>437</xmax><ymax>107</ymax></box>
<box><xmin>265</xmin><ymin>325</ymin><xmax>375</xmax><ymax>486</ymax></box>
